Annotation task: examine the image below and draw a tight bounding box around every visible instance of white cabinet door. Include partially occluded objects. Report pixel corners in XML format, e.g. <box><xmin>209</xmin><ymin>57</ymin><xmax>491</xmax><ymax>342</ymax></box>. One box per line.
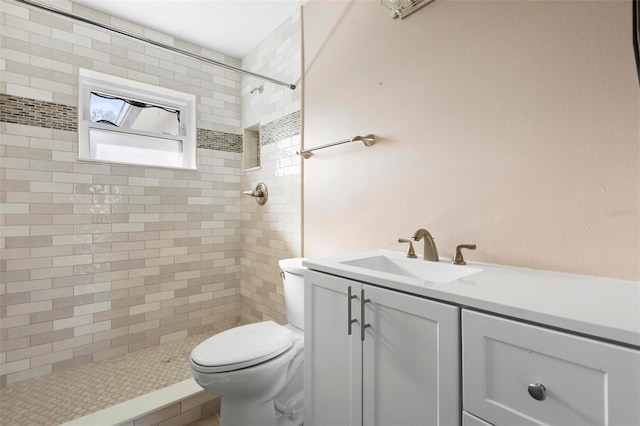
<box><xmin>304</xmin><ymin>271</ymin><xmax>362</xmax><ymax>426</ymax></box>
<box><xmin>362</xmin><ymin>284</ymin><xmax>460</xmax><ymax>426</ymax></box>
<box><xmin>462</xmin><ymin>411</ymin><xmax>493</xmax><ymax>426</ymax></box>
<box><xmin>463</xmin><ymin>310</ymin><xmax>640</xmax><ymax>426</ymax></box>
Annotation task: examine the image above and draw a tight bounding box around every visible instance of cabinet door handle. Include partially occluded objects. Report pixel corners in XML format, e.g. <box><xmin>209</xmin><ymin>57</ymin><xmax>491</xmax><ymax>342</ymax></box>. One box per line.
<box><xmin>527</xmin><ymin>383</ymin><xmax>547</xmax><ymax>401</ymax></box>
<box><xmin>347</xmin><ymin>286</ymin><xmax>358</xmax><ymax>335</ymax></box>
<box><xmin>360</xmin><ymin>288</ymin><xmax>371</xmax><ymax>341</ymax></box>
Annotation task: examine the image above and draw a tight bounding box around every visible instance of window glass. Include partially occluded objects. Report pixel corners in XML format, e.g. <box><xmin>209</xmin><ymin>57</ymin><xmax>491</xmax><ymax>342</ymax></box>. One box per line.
<box><xmin>89</xmin><ymin>92</ymin><xmax>181</xmax><ymax>136</ymax></box>
<box><xmin>88</xmin><ymin>128</ymin><xmax>183</xmax><ymax>168</ymax></box>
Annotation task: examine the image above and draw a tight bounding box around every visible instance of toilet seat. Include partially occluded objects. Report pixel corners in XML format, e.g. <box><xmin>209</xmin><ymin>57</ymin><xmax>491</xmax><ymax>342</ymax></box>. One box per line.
<box><xmin>279</xmin><ymin>258</ymin><xmax>307</xmax><ymax>275</ymax></box>
<box><xmin>191</xmin><ymin>321</ymin><xmax>293</xmax><ymax>373</ymax></box>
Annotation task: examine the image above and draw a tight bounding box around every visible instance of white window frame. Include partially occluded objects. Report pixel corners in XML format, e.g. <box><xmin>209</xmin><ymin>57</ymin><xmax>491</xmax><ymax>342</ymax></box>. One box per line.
<box><xmin>78</xmin><ymin>68</ymin><xmax>197</xmax><ymax>170</ymax></box>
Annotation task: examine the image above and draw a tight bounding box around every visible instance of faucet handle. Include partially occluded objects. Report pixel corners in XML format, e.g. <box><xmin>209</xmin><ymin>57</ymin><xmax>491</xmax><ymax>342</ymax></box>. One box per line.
<box><xmin>398</xmin><ymin>238</ymin><xmax>418</xmax><ymax>258</ymax></box>
<box><xmin>451</xmin><ymin>244</ymin><xmax>476</xmax><ymax>265</ymax></box>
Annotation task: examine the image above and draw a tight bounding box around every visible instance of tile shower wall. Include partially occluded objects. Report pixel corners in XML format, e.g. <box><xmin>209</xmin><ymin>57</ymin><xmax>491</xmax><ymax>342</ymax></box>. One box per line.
<box><xmin>240</xmin><ymin>9</ymin><xmax>301</xmax><ymax>131</ymax></box>
<box><xmin>0</xmin><ymin>0</ymin><xmax>243</xmax><ymax>387</ymax></box>
<box><xmin>239</xmin><ymin>11</ymin><xmax>302</xmax><ymax>324</ymax></box>
<box><xmin>240</xmin><ymin>119</ymin><xmax>301</xmax><ymax>324</ymax></box>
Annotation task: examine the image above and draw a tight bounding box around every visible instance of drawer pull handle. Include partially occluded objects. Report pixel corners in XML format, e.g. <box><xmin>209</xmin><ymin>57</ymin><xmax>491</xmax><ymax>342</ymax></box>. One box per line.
<box><xmin>527</xmin><ymin>383</ymin><xmax>547</xmax><ymax>401</ymax></box>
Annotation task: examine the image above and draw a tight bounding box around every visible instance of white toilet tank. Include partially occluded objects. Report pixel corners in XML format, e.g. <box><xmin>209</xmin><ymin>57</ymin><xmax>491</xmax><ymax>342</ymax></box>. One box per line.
<box><xmin>279</xmin><ymin>258</ymin><xmax>306</xmax><ymax>330</ymax></box>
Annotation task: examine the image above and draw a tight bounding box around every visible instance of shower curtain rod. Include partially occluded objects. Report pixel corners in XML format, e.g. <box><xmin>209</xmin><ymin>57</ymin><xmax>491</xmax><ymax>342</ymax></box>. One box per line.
<box><xmin>14</xmin><ymin>0</ymin><xmax>297</xmax><ymax>90</ymax></box>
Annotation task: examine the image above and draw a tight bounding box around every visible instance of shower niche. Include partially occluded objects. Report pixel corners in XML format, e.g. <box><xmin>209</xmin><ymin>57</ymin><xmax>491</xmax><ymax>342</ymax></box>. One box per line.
<box><xmin>243</xmin><ymin>123</ymin><xmax>261</xmax><ymax>171</ymax></box>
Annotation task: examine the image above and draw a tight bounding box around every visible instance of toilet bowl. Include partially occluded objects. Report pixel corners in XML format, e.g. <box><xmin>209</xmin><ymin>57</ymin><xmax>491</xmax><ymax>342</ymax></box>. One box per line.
<box><xmin>190</xmin><ymin>258</ymin><xmax>306</xmax><ymax>426</ymax></box>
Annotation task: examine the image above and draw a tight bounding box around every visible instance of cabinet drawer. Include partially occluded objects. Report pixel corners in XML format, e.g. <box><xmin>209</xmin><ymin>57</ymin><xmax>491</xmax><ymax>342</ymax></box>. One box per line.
<box><xmin>462</xmin><ymin>310</ymin><xmax>640</xmax><ymax>426</ymax></box>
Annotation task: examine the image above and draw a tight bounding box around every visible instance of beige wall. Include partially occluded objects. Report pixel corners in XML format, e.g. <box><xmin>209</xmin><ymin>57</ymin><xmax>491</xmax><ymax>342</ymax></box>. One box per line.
<box><xmin>302</xmin><ymin>0</ymin><xmax>640</xmax><ymax>280</ymax></box>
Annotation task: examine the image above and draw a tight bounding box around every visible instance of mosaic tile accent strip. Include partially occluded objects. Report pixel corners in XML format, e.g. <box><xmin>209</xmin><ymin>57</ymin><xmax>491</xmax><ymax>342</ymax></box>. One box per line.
<box><xmin>0</xmin><ymin>94</ymin><xmax>77</xmax><ymax>131</ymax></box>
<box><xmin>197</xmin><ymin>128</ymin><xmax>243</xmax><ymax>153</ymax></box>
<box><xmin>0</xmin><ymin>330</ymin><xmax>224</xmax><ymax>426</ymax></box>
<box><xmin>0</xmin><ymin>94</ymin><xmax>242</xmax><ymax>152</ymax></box>
<box><xmin>260</xmin><ymin>110</ymin><xmax>301</xmax><ymax>146</ymax></box>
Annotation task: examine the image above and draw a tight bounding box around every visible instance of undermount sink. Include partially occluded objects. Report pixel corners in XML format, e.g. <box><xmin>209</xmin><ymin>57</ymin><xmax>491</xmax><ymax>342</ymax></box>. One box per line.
<box><xmin>340</xmin><ymin>254</ymin><xmax>482</xmax><ymax>283</ymax></box>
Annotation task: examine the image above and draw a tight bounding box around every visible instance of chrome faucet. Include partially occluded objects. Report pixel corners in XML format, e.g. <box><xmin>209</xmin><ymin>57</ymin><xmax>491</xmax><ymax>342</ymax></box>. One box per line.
<box><xmin>412</xmin><ymin>228</ymin><xmax>439</xmax><ymax>261</ymax></box>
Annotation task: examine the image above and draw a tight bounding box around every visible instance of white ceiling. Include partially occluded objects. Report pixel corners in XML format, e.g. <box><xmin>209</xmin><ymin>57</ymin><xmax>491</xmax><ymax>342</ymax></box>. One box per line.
<box><xmin>72</xmin><ymin>0</ymin><xmax>306</xmax><ymax>59</ymax></box>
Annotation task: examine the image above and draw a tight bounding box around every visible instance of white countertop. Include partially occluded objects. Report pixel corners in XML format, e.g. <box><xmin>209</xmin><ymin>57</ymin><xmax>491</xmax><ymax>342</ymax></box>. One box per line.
<box><xmin>303</xmin><ymin>250</ymin><xmax>640</xmax><ymax>347</ymax></box>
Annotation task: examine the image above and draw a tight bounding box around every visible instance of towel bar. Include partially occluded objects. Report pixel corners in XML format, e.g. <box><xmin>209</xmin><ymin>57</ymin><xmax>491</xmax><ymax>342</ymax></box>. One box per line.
<box><xmin>297</xmin><ymin>134</ymin><xmax>375</xmax><ymax>159</ymax></box>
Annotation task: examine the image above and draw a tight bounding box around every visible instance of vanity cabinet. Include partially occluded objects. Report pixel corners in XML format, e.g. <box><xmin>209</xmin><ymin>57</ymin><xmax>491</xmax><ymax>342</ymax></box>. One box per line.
<box><xmin>304</xmin><ymin>270</ymin><xmax>460</xmax><ymax>426</ymax></box>
<box><xmin>462</xmin><ymin>310</ymin><xmax>640</xmax><ymax>426</ymax></box>
<box><xmin>304</xmin><ymin>250</ymin><xmax>640</xmax><ymax>426</ymax></box>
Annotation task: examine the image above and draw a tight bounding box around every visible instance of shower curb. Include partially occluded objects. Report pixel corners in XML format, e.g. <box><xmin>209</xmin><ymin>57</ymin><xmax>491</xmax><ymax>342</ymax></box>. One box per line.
<box><xmin>59</xmin><ymin>379</ymin><xmax>219</xmax><ymax>426</ymax></box>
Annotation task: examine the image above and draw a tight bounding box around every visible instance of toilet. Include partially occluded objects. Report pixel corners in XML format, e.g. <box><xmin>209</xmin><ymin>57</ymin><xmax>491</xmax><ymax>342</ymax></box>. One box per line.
<box><xmin>190</xmin><ymin>258</ymin><xmax>306</xmax><ymax>426</ymax></box>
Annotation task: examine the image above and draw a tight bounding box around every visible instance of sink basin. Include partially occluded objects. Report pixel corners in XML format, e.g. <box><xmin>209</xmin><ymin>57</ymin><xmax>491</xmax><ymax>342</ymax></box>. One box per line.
<box><xmin>340</xmin><ymin>255</ymin><xmax>482</xmax><ymax>283</ymax></box>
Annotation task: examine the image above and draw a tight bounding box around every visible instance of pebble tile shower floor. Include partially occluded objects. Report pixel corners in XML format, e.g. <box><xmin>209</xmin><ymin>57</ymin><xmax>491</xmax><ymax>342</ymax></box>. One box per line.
<box><xmin>0</xmin><ymin>331</ymin><xmax>216</xmax><ymax>425</ymax></box>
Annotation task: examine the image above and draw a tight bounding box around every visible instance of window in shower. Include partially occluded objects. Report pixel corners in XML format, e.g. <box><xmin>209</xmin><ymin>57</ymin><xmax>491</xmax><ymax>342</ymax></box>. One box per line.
<box><xmin>78</xmin><ymin>68</ymin><xmax>197</xmax><ymax>170</ymax></box>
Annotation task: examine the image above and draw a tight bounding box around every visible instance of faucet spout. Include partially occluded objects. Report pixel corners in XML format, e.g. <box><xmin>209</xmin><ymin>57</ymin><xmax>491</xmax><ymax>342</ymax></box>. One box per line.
<box><xmin>412</xmin><ymin>228</ymin><xmax>439</xmax><ymax>262</ymax></box>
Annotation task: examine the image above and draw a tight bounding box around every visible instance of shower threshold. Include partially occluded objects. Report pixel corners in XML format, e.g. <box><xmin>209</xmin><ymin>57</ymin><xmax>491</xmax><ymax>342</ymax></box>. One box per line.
<box><xmin>60</xmin><ymin>378</ymin><xmax>219</xmax><ymax>426</ymax></box>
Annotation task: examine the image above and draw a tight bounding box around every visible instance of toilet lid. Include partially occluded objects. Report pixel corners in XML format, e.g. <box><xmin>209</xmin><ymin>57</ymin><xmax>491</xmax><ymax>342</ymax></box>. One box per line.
<box><xmin>191</xmin><ymin>321</ymin><xmax>293</xmax><ymax>372</ymax></box>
